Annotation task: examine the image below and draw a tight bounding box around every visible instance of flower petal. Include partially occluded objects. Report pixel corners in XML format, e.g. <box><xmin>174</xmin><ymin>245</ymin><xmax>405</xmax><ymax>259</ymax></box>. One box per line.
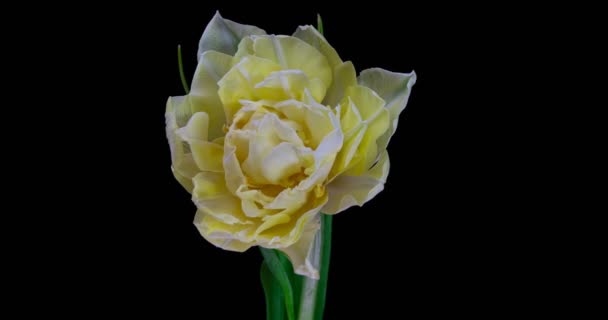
<box><xmin>292</xmin><ymin>25</ymin><xmax>342</xmax><ymax>69</ymax></box>
<box><xmin>256</xmin><ymin>213</ymin><xmax>291</xmax><ymax>235</ymax></box>
<box><xmin>190</xmin><ymin>140</ymin><xmax>224</xmax><ymax>173</ymax></box>
<box><xmin>236</xmin><ymin>185</ymin><xmax>278</xmax><ymax>218</ymax></box>
<box><xmin>254</xmin><ymin>70</ymin><xmax>326</xmax><ymax>103</ymax></box>
<box><xmin>191</xmin><ymin>50</ymin><xmax>233</xmax><ymax>97</ymax></box>
<box><xmin>197</xmin><ymin>11</ymin><xmax>266</xmax><ymax>59</ymax></box>
<box><xmin>166</xmin><ymin>96</ymin><xmax>199</xmax><ymax>192</ymax></box>
<box><xmin>261</xmin><ymin>142</ymin><xmax>306</xmax><ymax>185</ymax></box>
<box><xmin>329</xmin><ymin>125</ymin><xmax>365</xmax><ymax>179</ymax></box>
<box><xmin>223</xmin><ymin>141</ymin><xmax>246</xmax><ymax>194</ymax></box>
<box><xmin>259</xmin><ymin>190</ymin><xmax>326</xmax><ymax>246</ymax></box>
<box><xmin>176</xmin><ymin>112</ymin><xmax>224</xmax><ymax>172</ymax></box>
<box><xmin>194</xmin><ymin>210</ymin><xmax>255</xmax><ymax>252</ymax></box>
<box><xmin>339</xmin><ymin>96</ymin><xmax>363</xmax><ymax>138</ymax></box>
<box><xmin>323</xmin><ymin>61</ymin><xmax>357</xmax><ymax>108</ymax></box>
<box><xmin>193</xmin><ymin>172</ymin><xmax>253</xmax><ymax>225</ymax></box>
<box><xmin>189</xmin><ymin>50</ymin><xmax>233</xmax><ymax>140</ymax></box>
<box><xmin>176</xmin><ymin>111</ymin><xmax>209</xmax><ymax>142</ymax></box>
<box><xmin>250</xmin><ymin>35</ymin><xmax>332</xmax><ymax>93</ymax></box>
<box><xmin>341</xmin><ymin>85</ymin><xmax>390</xmax><ymax>175</ymax></box>
<box><xmin>344</xmin><ymin>85</ymin><xmax>385</xmax><ymax>121</ymax></box>
<box><xmin>218</xmin><ymin>56</ymin><xmax>282</xmax><ymax>122</ymax></box>
<box><xmin>358</xmin><ymin>68</ymin><xmax>417</xmax><ymax>152</ymax></box>
<box><xmin>279</xmin><ymin>217</ymin><xmax>321</xmax><ymax>279</ymax></box>
<box><xmin>323</xmin><ymin>150</ymin><xmax>390</xmax><ymax>214</ymax></box>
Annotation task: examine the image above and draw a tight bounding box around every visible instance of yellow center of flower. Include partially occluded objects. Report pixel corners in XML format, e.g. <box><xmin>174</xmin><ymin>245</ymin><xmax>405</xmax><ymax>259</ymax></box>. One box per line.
<box><xmin>230</xmin><ymin>102</ymin><xmax>315</xmax><ymax>189</ymax></box>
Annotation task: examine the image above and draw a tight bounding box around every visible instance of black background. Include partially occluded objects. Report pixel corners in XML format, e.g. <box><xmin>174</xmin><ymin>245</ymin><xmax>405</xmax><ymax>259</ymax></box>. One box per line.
<box><xmin>20</xmin><ymin>3</ymin><xmax>533</xmax><ymax>318</ymax></box>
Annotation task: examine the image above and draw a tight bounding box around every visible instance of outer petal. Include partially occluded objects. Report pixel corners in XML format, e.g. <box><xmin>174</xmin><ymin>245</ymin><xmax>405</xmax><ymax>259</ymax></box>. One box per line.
<box><xmin>189</xmin><ymin>51</ymin><xmax>233</xmax><ymax>140</ymax></box>
<box><xmin>337</xmin><ymin>85</ymin><xmax>390</xmax><ymax>176</ymax></box>
<box><xmin>192</xmin><ymin>172</ymin><xmax>253</xmax><ymax>225</ymax></box>
<box><xmin>254</xmin><ymin>70</ymin><xmax>326</xmax><ymax>103</ymax></box>
<box><xmin>166</xmin><ymin>96</ymin><xmax>199</xmax><ymax>192</ymax></box>
<box><xmin>329</xmin><ymin>125</ymin><xmax>365</xmax><ymax>179</ymax></box>
<box><xmin>323</xmin><ymin>150</ymin><xmax>390</xmax><ymax>214</ymax></box>
<box><xmin>358</xmin><ymin>68</ymin><xmax>417</xmax><ymax>153</ymax></box>
<box><xmin>292</xmin><ymin>25</ymin><xmax>342</xmax><ymax>69</ymax></box>
<box><xmin>194</xmin><ymin>210</ymin><xmax>255</xmax><ymax>252</ymax></box>
<box><xmin>258</xmin><ymin>189</ymin><xmax>327</xmax><ymax>247</ymax></box>
<box><xmin>177</xmin><ymin>112</ymin><xmax>224</xmax><ymax>173</ymax></box>
<box><xmin>250</xmin><ymin>35</ymin><xmax>332</xmax><ymax>95</ymax></box>
<box><xmin>218</xmin><ymin>56</ymin><xmax>282</xmax><ymax>122</ymax></box>
<box><xmin>197</xmin><ymin>11</ymin><xmax>266</xmax><ymax>59</ymax></box>
<box><xmin>190</xmin><ymin>141</ymin><xmax>224</xmax><ymax>173</ymax></box>
<box><xmin>223</xmin><ymin>141</ymin><xmax>246</xmax><ymax>194</ymax></box>
<box><xmin>323</xmin><ymin>61</ymin><xmax>357</xmax><ymax>108</ymax></box>
<box><xmin>279</xmin><ymin>217</ymin><xmax>321</xmax><ymax>279</ymax></box>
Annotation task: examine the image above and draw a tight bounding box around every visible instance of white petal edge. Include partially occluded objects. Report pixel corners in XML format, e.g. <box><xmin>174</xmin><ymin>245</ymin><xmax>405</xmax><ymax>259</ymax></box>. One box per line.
<box><xmin>323</xmin><ymin>150</ymin><xmax>390</xmax><ymax>214</ymax></box>
<box><xmin>279</xmin><ymin>217</ymin><xmax>321</xmax><ymax>279</ymax></box>
<box><xmin>358</xmin><ymin>68</ymin><xmax>417</xmax><ymax>152</ymax></box>
<box><xmin>197</xmin><ymin>11</ymin><xmax>267</xmax><ymax>60</ymax></box>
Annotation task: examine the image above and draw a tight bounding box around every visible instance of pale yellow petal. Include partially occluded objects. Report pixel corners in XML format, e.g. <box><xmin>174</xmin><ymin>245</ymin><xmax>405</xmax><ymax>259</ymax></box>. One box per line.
<box><xmin>171</xmin><ymin>163</ymin><xmax>196</xmax><ymax>192</ymax></box>
<box><xmin>241</xmin><ymin>115</ymin><xmax>279</xmax><ymax>185</ymax></box>
<box><xmin>218</xmin><ymin>56</ymin><xmax>282</xmax><ymax>122</ymax></box>
<box><xmin>197</xmin><ymin>11</ymin><xmax>266</xmax><ymax>59</ymax></box>
<box><xmin>339</xmin><ymin>86</ymin><xmax>390</xmax><ymax>175</ymax></box>
<box><xmin>251</xmin><ymin>35</ymin><xmax>332</xmax><ymax>91</ymax></box>
<box><xmin>191</xmin><ymin>50</ymin><xmax>233</xmax><ymax>97</ymax></box>
<box><xmin>261</xmin><ymin>142</ymin><xmax>305</xmax><ymax>185</ymax></box>
<box><xmin>176</xmin><ymin>112</ymin><xmax>224</xmax><ymax>172</ymax></box>
<box><xmin>259</xmin><ymin>193</ymin><xmax>326</xmax><ymax>248</ymax></box>
<box><xmin>339</xmin><ymin>96</ymin><xmax>363</xmax><ymax>138</ymax></box>
<box><xmin>192</xmin><ymin>171</ymin><xmax>229</xmax><ymax>197</ymax></box>
<box><xmin>298</xmin><ymin>107</ymin><xmax>343</xmax><ymax>190</ymax></box>
<box><xmin>236</xmin><ymin>185</ymin><xmax>279</xmax><ymax>218</ymax></box>
<box><xmin>194</xmin><ymin>210</ymin><xmax>255</xmax><ymax>252</ymax></box>
<box><xmin>265</xmin><ymin>188</ymin><xmax>307</xmax><ymax>211</ymax></box>
<box><xmin>190</xmin><ymin>140</ymin><xmax>224</xmax><ymax>172</ymax></box>
<box><xmin>192</xmin><ymin>172</ymin><xmax>252</xmax><ymax>225</ymax></box>
<box><xmin>345</xmin><ymin>108</ymin><xmax>389</xmax><ymax>175</ymax></box>
<box><xmin>254</xmin><ymin>70</ymin><xmax>325</xmax><ymax>102</ymax></box>
<box><xmin>279</xmin><ymin>217</ymin><xmax>321</xmax><ymax>279</ymax></box>
<box><xmin>358</xmin><ymin>68</ymin><xmax>417</xmax><ymax>152</ymax></box>
<box><xmin>323</xmin><ymin>61</ymin><xmax>357</xmax><ymax>108</ymax></box>
<box><xmin>323</xmin><ymin>150</ymin><xmax>390</xmax><ymax>214</ymax></box>
<box><xmin>256</xmin><ymin>213</ymin><xmax>291</xmax><ymax>235</ymax></box>
<box><xmin>305</xmin><ymin>106</ymin><xmax>336</xmax><ymax>149</ymax></box>
<box><xmin>176</xmin><ymin>112</ymin><xmax>209</xmax><ymax>141</ymax></box>
<box><xmin>292</xmin><ymin>25</ymin><xmax>342</xmax><ymax>69</ymax></box>
<box><xmin>233</xmin><ymin>37</ymin><xmax>255</xmax><ymax>62</ymax></box>
<box><xmin>223</xmin><ymin>142</ymin><xmax>246</xmax><ymax>194</ymax></box>
<box><xmin>166</xmin><ymin>96</ymin><xmax>199</xmax><ymax>192</ymax></box>
<box><xmin>344</xmin><ymin>85</ymin><xmax>385</xmax><ymax>121</ymax></box>
<box><xmin>266</xmin><ymin>113</ymin><xmax>306</xmax><ymax>147</ymax></box>
<box><xmin>179</xmin><ymin>51</ymin><xmax>234</xmax><ymax>140</ymax></box>
<box><xmin>329</xmin><ymin>125</ymin><xmax>365</xmax><ymax>179</ymax></box>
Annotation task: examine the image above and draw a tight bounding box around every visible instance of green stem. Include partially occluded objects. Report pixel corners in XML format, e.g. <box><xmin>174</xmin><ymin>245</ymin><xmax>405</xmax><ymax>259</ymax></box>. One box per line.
<box><xmin>177</xmin><ymin>45</ymin><xmax>189</xmax><ymax>94</ymax></box>
<box><xmin>261</xmin><ymin>261</ymin><xmax>285</xmax><ymax>320</ymax></box>
<box><xmin>298</xmin><ymin>214</ymin><xmax>332</xmax><ymax>320</ymax></box>
<box><xmin>315</xmin><ymin>214</ymin><xmax>332</xmax><ymax>320</ymax></box>
<box><xmin>260</xmin><ymin>248</ymin><xmax>296</xmax><ymax>320</ymax></box>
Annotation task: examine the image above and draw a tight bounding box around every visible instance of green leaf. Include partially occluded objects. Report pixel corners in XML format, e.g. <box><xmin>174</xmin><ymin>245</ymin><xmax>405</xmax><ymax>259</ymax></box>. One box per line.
<box><xmin>261</xmin><ymin>261</ymin><xmax>286</xmax><ymax>320</ymax></box>
<box><xmin>260</xmin><ymin>248</ymin><xmax>296</xmax><ymax>320</ymax></box>
<box><xmin>317</xmin><ymin>14</ymin><xmax>324</xmax><ymax>35</ymax></box>
<box><xmin>314</xmin><ymin>214</ymin><xmax>332</xmax><ymax>320</ymax></box>
<box><xmin>177</xmin><ymin>45</ymin><xmax>189</xmax><ymax>94</ymax></box>
<box><xmin>278</xmin><ymin>251</ymin><xmax>303</xmax><ymax>316</ymax></box>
